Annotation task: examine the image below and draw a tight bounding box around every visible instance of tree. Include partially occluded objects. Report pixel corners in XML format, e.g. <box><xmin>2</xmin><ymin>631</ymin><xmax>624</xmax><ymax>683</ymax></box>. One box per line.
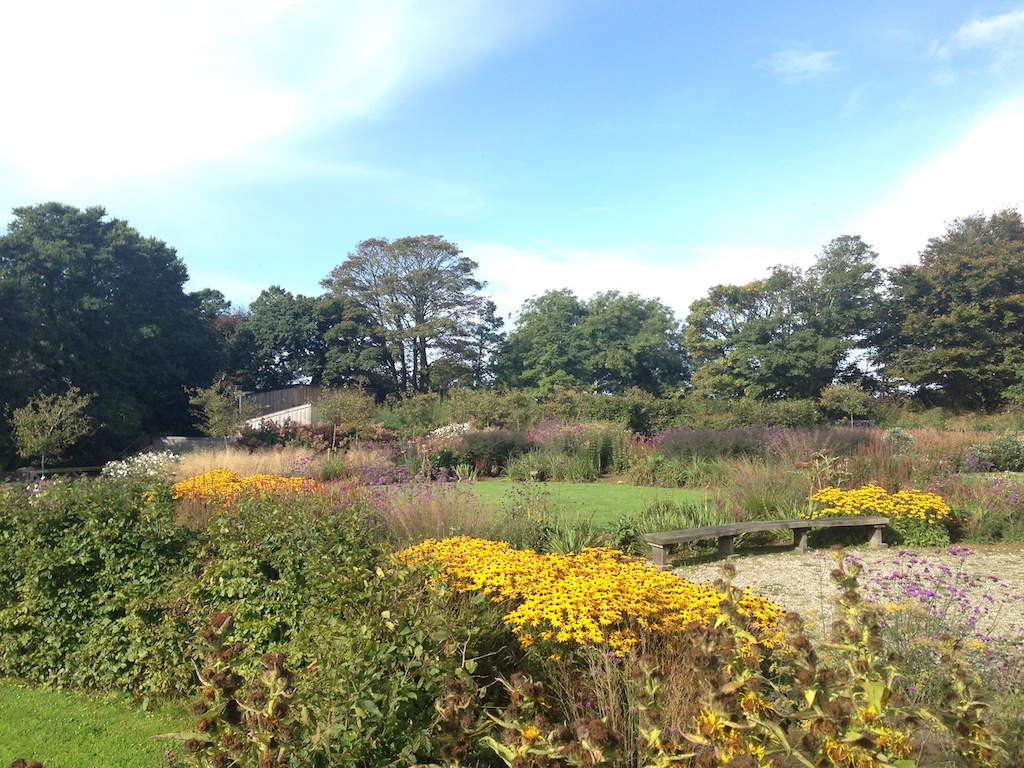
<box><xmin>0</xmin><ymin>203</ymin><xmax>221</xmax><ymax>465</ymax></box>
<box><xmin>500</xmin><ymin>290</ymin><xmax>688</xmax><ymax>395</ymax></box>
<box><xmin>685</xmin><ymin>236</ymin><xmax>882</xmax><ymax>400</ymax></box>
<box><xmin>321</xmin><ymin>236</ymin><xmax>485</xmax><ymax>394</ymax></box>
<box><xmin>189</xmin><ymin>377</ymin><xmax>257</xmax><ymax>438</ymax></box>
<box><xmin>229</xmin><ymin>287</ymin><xmax>390</xmax><ymax>396</ymax></box>
<box><xmin>10</xmin><ymin>381</ymin><xmax>94</xmax><ymax>471</ymax></box>
<box><xmin>876</xmin><ymin>209</ymin><xmax>1024</xmax><ymax>410</ymax></box>
<box><xmin>818</xmin><ymin>383</ymin><xmax>871</xmax><ymax>425</ymax></box>
<box><xmin>231</xmin><ymin>287</ymin><xmax>327</xmax><ymax>390</ymax></box>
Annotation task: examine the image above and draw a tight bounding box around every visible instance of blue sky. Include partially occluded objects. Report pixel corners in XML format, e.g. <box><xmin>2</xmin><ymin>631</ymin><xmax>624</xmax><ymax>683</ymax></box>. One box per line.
<box><xmin>2</xmin><ymin>1</ymin><xmax>1023</xmax><ymax>323</ymax></box>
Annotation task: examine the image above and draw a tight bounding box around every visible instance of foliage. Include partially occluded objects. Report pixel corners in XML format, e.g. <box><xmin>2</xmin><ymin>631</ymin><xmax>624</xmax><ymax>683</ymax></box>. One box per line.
<box><xmin>0</xmin><ymin>476</ymin><xmax>193</xmax><ymax>694</ymax></box>
<box><xmin>313</xmin><ymin>385</ymin><xmax>382</xmax><ymax>438</ymax></box>
<box><xmin>655</xmin><ymin>425</ymin><xmax>771</xmax><ymax>459</ymax></box>
<box><xmin>9</xmin><ymin>381</ymin><xmax>94</xmax><ymax>470</ymax></box>
<box><xmin>878</xmin><ymin>208</ymin><xmax>1024</xmax><ymax>410</ymax></box>
<box><xmin>927</xmin><ymin>473</ymin><xmax>1024</xmax><ymax>543</ymax></box>
<box><xmin>461</xmin><ymin>428</ymin><xmax>534</xmax><ymax>476</ymax></box>
<box><xmin>819</xmin><ymin>382</ymin><xmax>873</xmax><ymax>424</ymax></box>
<box><xmin>723</xmin><ymin>455</ymin><xmax>819</xmax><ymax>521</ymax></box>
<box><xmin>686</xmin><ymin>235</ymin><xmax>882</xmax><ymax>400</ymax></box>
<box><xmin>862</xmin><ymin>546</ymin><xmax>1024</xmax><ymax>708</ymax></box>
<box><xmin>501</xmin><ymin>289</ymin><xmax>689</xmax><ymax>396</ymax></box>
<box><xmin>963</xmin><ymin>432</ymin><xmax>1024</xmax><ymax>472</ymax></box>
<box><xmin>612</xmin><ymin>496</ymin><xmax>731</xmax><ymax>555</ymax></box>
<box><xmin>169</xmin><ymin>613</ymin><xmax>301</xmax><ymax>768</ymax></box>
<box><xmin>440</xmin><ymin>388</ymin><xmax>542</xmax><ymax>431</ymax></box>
<box><xmin>234</xmin><ymin>418</ymin><xmax>334</xmax><ymax>453</ymax></box>
<box><xmin>680</xmin><ymin>394</ymin><xmax>820</xmax><ymax>428</ymax></box>
<box><xmin>229</xmin><ymin>286</ymin><xmax>386</xmax><ymax>393</ymax></box>
<box><xmin>321</xmin><ymin>235</ymin><xmax>485</xmax><ymax>395</ymax></box>
<box><xmin>377</xmin><ymin>481</ymin><xmax>497</xmax><ymax>548</ymax></box>
<box><xmin>809</xmin><ymin>484</ymin><xmax>952</xmax><ymax>546</ymax></box>
<box><xmin>0</xmin><ymin>203</ymin><xmax>221</xmax><ymax>465</ymax></box>
<box><xmin>188</xmin><ymin>377</ymin><xmax>256</xmax><ymax>438</ymax></box>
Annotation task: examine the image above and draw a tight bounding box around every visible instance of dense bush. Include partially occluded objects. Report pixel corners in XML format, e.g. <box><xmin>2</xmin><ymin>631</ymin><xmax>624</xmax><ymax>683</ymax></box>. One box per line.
<box><xmin>0</xmin><ymin>477</ymin><xmax>193</xmax><ymax>694</ymax></box>
<box><xmin>461</xmin><ymin>428</ymin><xmax>533</xmax><ymax>476</ymax></box>
<box><xmin>681</xmin><ymin>395</ymin><xmax>820</xmax><ymax>428</ymax></box>
<box><xmin>235</xmin><ymin>419</ymin><xmax>335</xmax><ymax>452</ymax></box>
<box><xmin>963</xmin><ymin>432</ymin><xmax>1024</xmax><ymax>472</ymax></box>
<box><xmin>655</xmin><ymin>425</ymin><xmax>771</xmax><ymax>459</ymax></box>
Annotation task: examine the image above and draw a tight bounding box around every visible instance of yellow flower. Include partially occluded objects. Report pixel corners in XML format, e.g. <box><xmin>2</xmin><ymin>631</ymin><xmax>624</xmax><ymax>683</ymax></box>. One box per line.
<box><xmin>400</xmin><ymin>537</ymin><xmax>785</xmax><ymax>655</ymax></box>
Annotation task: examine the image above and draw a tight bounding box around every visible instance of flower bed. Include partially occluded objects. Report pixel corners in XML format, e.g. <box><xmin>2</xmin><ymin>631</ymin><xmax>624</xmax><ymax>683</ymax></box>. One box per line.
<box><xmin>402</xmin><ymin>536</ymin><xmax>785</xmax><ymax>656</ymax></box>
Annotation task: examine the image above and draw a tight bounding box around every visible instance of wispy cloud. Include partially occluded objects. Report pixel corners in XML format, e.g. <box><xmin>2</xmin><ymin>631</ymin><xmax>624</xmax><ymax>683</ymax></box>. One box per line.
<box><xmin>763</xmin><ymin>49</ymin><xmax>837</xmax><ymax>82</ymax></box>
<box><xmin>934</xmin><ymin>8</ymin><xmax>1024</xmax><ymax>64</ymax></box>
<box><xmin>0</xmin><ymin>0</ymin><xmax>555</xmax><ymax>191</ymax></box>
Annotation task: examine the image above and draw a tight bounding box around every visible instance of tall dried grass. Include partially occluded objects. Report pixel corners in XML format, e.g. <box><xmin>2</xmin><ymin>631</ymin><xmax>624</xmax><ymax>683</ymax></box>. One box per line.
<box><xmin>379</xmin><ymin>482</ymin><xmax>497</xmax><ymax>549</ymax></box>
<box><xmin>173</xmin><ymin>446</ymin><xmax>316</xmax><ymax>482</ymax></box>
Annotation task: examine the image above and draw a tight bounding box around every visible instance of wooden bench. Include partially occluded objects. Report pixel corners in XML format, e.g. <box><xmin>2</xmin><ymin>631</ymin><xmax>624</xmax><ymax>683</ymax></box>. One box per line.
<box><xmin>643</xmin><ymin>516</ymin><xmax>889</xmax><ymax>569</ymax></box>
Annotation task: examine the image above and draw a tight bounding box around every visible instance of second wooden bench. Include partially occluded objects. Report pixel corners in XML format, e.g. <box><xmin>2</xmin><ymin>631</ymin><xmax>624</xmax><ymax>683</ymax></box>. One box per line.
<box><xmin>643</xmin><ymin>516</ymin><xmax>889</xmax><ymax>569</ymax></box>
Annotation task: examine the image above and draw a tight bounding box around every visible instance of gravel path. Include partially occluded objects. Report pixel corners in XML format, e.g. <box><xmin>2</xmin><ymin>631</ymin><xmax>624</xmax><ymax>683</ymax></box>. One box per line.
<box><xmin>673</xmin><ymin>544</ymin><xmax>1024</xmax><ymax>640</ymax></box>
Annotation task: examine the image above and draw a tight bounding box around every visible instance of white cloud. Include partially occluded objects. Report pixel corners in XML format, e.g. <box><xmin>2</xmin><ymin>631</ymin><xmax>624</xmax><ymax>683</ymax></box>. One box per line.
<box><xmin>467</xmin><ymin>240</ymin><xmax>804</xmax><ymax>324</ymax></box>
<box><xmin>0</xmin><ymin>0</ymin><xmax>554</xmax><ymax>191</ymax></box>
<box><xmin>857</xmin><ymin>100</ymin><xmax>1024</xmax><ymax>266</ymax></box>
<box><xmin>763</xmin><ymin>49</ymin><xmax>837</xmax><ymax>81</ymax></box>
<box><xmin>949</xmin><ymin>9</ymin><xmax>1024</xmax><ymax>51</ymax></box>
<box><xmin>934</xmin><ymin>8</ymin><xmax>1024</xmax><ymax>66</ymax></box>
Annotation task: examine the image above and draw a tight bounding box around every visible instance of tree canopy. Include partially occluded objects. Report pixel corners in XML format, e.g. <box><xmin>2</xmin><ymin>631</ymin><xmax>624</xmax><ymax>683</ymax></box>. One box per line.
<box><xmin>685</xmin><ymin>236</ymin><xmax>882</xmax><ymax>400</ymax></box>
<box><xmin>321</xmin><ymin>235</ymin><xmax>485</xmax><ymax>395</ymax></box>
<box><xmin>501</xmin><ymin>289</ymin><xmax>689</xmax><ymax>396</ymax></box>
<box><xmin>877</xmin><ymin>209</ymin><xmax>1024</xmax><ymax>410</ymax></box>
<box><xmin>0</xmin><ymin>203</ymin><xmax>219</xmax><ymax>463</ymax></box>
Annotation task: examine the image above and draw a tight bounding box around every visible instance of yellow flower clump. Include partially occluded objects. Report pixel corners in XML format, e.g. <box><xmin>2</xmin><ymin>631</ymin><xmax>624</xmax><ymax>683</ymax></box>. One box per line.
<box><xmin>402</xmin><ymin>537</ymin><xmax>785</xmax><ymax>656</ymax></box>
<box><xmin>171</xmin><ymin>469</ymin><xmax>318</xmax><ymax>502</ymax></box>
<box><xmin>806</xmin><ymin>484</ymin><xmax>950</xmax><ymax>526</ymax></box>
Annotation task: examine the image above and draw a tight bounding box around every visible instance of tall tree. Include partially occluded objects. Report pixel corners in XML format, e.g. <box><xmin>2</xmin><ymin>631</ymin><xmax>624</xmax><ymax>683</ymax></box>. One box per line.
<box><xmin>685</xmin><ymin>236</ymin><xmax>881</xmax><ymax>399</ymax></box>
<box><xmin>231</xmin><ymin>287</ymin><xmax>326</xmax><ymax>390</ymax></box>
<box><xmin>321</xmin><ymin>235</ymin><xmax>484</xmax><ymax>394</ymax></box>
<box><xmin>501</xmin><ymin>290</ymin><xmax>688</xmax><ymax>395</ymax></box>
<box><xmin>0</xmin><ymin>203</ymin><xmax>218</xmax><ymax>464</ymax></box>
<box><xmin>877</xmin><ymin>209</ymin><xmax>1024</xmax><ymax>410</ymax></box>
<box><xmin>500</xmin><ymin>289</ymin><xmax>588</xmax><ymax>393</ymax></box>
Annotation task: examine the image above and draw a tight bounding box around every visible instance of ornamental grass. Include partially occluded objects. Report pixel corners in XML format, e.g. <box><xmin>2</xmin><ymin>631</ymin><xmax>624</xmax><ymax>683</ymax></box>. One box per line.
<box><xmin>401</xmin><ymin>536</ymin><xmax>785</xmax><ymax>656</ymax></box>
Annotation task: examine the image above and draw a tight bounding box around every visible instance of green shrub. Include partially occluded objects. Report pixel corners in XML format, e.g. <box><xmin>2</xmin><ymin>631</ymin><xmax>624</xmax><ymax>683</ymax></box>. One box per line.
<box><xmin>655</xmin><ymin>426</ymin><xmax>771</xmax><ymax>459</ymax></box>
<box><xmin>624</xmin><ymin>452</ymin><xmax>689</xmax><ymax>487</ymax></box>
<box><xmin>504</xmin><ymin>447</ymin><xmax>601</xmax><ymax>482</ymax></box>
<box><xmin>964</xmin><ymin>432</ymin><xmax>1024</xmax><ymax>472</ymax></box>
<box><xmin>441</xmin><ymin>388</ymin><xmax>541</xmax><ymax>430</ymax></box>
<box><xmin>0</xmin><ymin>477</ymin><xmax>192</xmax><ymax>694</ymax></box>
<box><xmin>462</xmin><ymin>428</ymin><xmax>533</xmax><ymax>476</ymax></box>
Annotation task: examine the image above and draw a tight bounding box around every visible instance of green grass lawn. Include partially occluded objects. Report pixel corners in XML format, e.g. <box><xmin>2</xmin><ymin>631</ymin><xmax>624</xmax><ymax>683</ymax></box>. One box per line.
<box><xmin>466</xmin><ymin>478</ymin><xmax>706</xmax><ymax>527</ymax></box>
<box><xmin>0</xmin><ymin>678</ymin><xmax>191</xmax><ymax>768</ymax></box>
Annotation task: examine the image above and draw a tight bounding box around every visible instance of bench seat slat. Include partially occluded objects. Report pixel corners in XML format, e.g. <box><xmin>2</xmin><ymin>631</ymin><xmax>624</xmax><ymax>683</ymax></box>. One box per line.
<box><xmin>643</xmin><ymin>516</ymin><xmax>889</xmax><ymax>569</ymax></box>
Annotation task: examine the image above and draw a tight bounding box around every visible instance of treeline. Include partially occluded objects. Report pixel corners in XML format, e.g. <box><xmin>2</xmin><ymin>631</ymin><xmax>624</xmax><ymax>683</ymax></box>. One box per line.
<box><xmin>2</xmin><ymin>202</ymin><xmax>1023</xmax><ymax>467</ymax></box>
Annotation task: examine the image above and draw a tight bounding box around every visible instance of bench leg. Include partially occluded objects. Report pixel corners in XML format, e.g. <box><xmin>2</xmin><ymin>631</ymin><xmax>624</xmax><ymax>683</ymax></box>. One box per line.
<box><xmin>717</xmin><ymin>535</ymin><xmax>735</xmax><ymax>558</ymax></box>
<box><xmin>794</xmin><ymin>528</ymin><xmax>810</xmax><ymax>552</ymax></box>
<box><xmin>869</xmin><ymin>525</ymin><xmax>886</xmax><ymax>549</ymax></box>
<box><xmin>649</xmin><ymin>543</ymin><xmax>672</xmax><ymax>569</ymax></box>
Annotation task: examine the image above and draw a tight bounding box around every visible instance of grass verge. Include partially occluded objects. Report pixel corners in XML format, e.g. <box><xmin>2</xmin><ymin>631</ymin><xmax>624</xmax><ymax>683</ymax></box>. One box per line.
<box><xmin>0</xmin><ymin>678</ymin><xmax>190</xmax><ymax>768</ymax></box>
<box><xmin>466</xmin><ymin>478</ymin><xmax>707</xmax><ymax>527</ymax></box>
